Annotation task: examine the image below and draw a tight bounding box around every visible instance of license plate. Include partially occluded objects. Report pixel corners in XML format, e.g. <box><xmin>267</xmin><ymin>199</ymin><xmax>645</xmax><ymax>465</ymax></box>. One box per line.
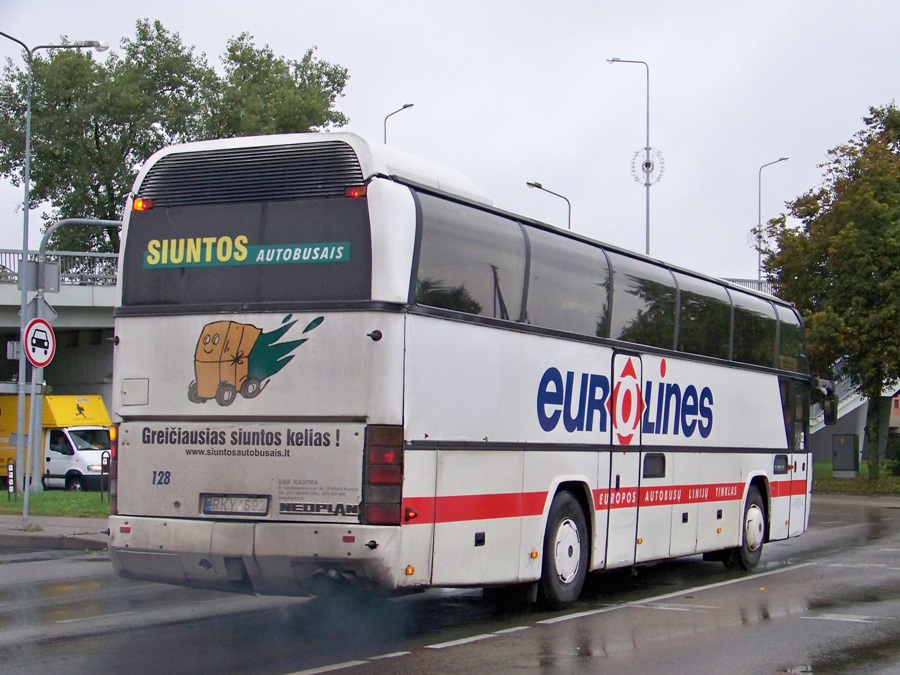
<box><xmin>202</xmin><ymin>495</ymin><xmax>269</xmax><ymax>516</ymax></box>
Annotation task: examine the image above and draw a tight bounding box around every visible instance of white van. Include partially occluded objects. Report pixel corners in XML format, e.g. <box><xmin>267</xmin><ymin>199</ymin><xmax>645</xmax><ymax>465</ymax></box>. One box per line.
<box><xmin>0</xmin><ymin>395</ymin><xmax>111</xmax><ymax>491</ymax></box>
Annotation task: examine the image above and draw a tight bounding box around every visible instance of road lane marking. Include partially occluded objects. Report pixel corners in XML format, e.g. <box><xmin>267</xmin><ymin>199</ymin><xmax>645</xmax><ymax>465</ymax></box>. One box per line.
<box><xmin>632</xmin><ymin>602</ymin><xmax>716</xmax><ymax>612</ymax></box>
<box><xmin>286</xmin><ymin>662</ymin><xmax>369</xmax><ymax>674</ymax></box>
<box><xmin>538</xmin><ymin>562</ymin><xmax>818</xmax><ymax>625</ymax></box>
<box><xmin>426</xmin><ymin>633</ymin><xmax>497</xmax><ymax>649</ymax></box>
<box><xmin>801</xmin><ymin>614</ymin><xmax>881</xmax><ymax>624</ymax></box>
<box><xmin>56</xmin><ymin>610</ymin><xmax>137</xmax><ymax>624</ymax></box>
<box><xmin>424</xmin><ymin>624</ymin><xmax>529</xmax><ymax>649</ymax></box>
<box><xmin>368</xmin><ymin>652</ymin><xmax>411</xmax><ymax>660</ymax></box>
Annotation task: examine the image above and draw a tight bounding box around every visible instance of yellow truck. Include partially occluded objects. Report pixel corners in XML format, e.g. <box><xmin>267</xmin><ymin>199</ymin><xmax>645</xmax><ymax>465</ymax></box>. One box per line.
<box><xmin>0</xmin><ymin>395</ymin><xmax>111</xmax><ymax>491</ymax></box>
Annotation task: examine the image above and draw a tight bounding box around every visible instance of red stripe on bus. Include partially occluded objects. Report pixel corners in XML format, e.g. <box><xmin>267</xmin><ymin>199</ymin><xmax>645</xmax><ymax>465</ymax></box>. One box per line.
<box><xmin>770</xmin><ymin>479</ymin><xmax>808</xmax><ymax>498</ymax></box>
<box><xmin>403</xmin><ymin>479</ymin><xmax>805</xmax><ymax>525</ymax></box>
<box><xmin>403</xmin><ymin>492</ymin><xmax>546</xmax><ymax>524</ymax></box>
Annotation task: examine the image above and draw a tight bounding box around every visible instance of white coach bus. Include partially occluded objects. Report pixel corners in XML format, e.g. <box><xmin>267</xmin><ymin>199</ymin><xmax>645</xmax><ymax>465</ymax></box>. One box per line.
<box><xmin>108</xmin><ymin>133</ymin><xmax>829</xmax><ymax>608</ymax></box>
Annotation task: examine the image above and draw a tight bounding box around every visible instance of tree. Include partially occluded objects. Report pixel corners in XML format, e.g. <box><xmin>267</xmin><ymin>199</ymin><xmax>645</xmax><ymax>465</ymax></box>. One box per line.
<box><xmin>200</xmin><ymin>33</ymin><xmax>348</xmax><ymax>139</ymax></box>
<box><xmin>762</xmin><ymin>103</ymin><xmax>900</xmax><ymax>480</ymax></box>
<box><xmin>0</xmin><ymin>20</ymin><xmax>349</xmax><ymax>253</ymax></box>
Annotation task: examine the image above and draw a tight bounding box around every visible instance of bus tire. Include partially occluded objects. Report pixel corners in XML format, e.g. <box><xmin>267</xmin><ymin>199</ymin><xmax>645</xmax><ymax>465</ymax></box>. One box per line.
<box><xmin>727</xmin><ymin>485</ymin><xmax>765</xmax><ymax>570</ymax></box>
<box><xmin>216</xmin><ymin>383</ymin><xmax>237</xmax><ymax>406</ymax></box>
<box><xmin>539</xmin><ymin>491</ymin><xmax>588</xmax><ymax>609</ymax></box>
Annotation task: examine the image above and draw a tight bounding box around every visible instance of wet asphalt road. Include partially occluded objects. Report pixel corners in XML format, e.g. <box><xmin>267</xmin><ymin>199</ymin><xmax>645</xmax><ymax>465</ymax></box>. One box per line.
<box><xmin>1</xmin><ymin>495</ymin><xmax>898</xmax><ymax>674</ymax></box>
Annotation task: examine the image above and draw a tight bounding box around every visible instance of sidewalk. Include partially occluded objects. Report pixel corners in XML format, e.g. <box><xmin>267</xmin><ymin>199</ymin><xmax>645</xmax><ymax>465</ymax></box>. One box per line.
<box><xmin>0</xmin><ymin>514</ymin><xmax>108</xmax><ymax>552</ymax></box>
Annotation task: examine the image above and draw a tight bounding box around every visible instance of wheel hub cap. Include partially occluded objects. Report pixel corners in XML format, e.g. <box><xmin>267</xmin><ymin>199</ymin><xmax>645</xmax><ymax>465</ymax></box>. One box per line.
<box><xmin>554</xmin><ymin>518</ymin><xmax>581</xmax><ymax>584</ymax></box>
<box><xmin>745</xmin><ymin>504</ymin><xmax>764</xmax><ymax>551</ymax></box>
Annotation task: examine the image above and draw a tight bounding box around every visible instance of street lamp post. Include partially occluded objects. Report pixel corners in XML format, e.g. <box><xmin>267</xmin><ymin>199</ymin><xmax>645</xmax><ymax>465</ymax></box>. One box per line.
<box><xmin>526</xmin><ymin>181</ymin><xmax>571</xmax><ymax>229</ymax></box>
<box><xmin>757</xmin><ymin>156</ymin><xmax>789</xmax><ymax>280</ymax></box>
<box><xmin>607</xmin><ymin>57</ymin><xmax>651</xmax><ymax>255</ymax></box>
<box><xmin>0</xmin><ymin>32</ymin><xmax>107</xmax><ymax>519</ymax></box>
<box><xmin>383</xmin><ymin>103</ymin><xmax>414</xmax><ymax>144</ymax></box>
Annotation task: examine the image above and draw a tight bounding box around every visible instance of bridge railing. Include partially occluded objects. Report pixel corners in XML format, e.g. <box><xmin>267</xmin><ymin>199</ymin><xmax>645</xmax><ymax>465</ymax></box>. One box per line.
<box><xmin>0</xmin><ymin>249</ymin><xmax>118</xmax><ymax>286</ymax></box>
<box><xmin>723</xmin><ymin>278</ymin><xmax>777</xmax><ymax>296</ymax></box>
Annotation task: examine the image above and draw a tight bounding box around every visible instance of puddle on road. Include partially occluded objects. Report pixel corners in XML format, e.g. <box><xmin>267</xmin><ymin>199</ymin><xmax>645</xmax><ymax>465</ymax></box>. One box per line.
<box><xmin>806</xmin><ymin>580</ymin><xmax>900</xmax><ymax>612</ymax></box>
<box><xmin>783</xmin><ymin>624</ymin><xmax>900</xmax><ymax>674</ymax></box>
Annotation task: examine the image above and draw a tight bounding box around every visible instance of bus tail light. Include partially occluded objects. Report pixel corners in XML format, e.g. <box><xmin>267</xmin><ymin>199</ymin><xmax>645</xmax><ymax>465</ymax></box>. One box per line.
<box><xmin>132</xmin><ymin>196</ymin><xmax>154</xmax><ymax>211</ymax></box>
<box><xmin>345</xmin><ymin>185</ymin><xmax>367</xmax><ymax>198</ymax></box>
<box><xmin>361</xmin><ymin>425</ymin><xmax>403</xmax><ymax>526</ymax></box>
<box><xmin>109</xmin><ymin>424</ymin><xmax>119</xmax><ymax>515</ymax></box>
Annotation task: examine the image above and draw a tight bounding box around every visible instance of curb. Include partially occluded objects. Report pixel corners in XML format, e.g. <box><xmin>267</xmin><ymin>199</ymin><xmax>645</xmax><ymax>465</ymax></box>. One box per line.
<box><xmin>0</xmin><ymin>529</ymin><xmax>108</xmax><ymax>552</ymax></box>
<box><xmin>0</xmin><ymin>515</ymin><xmax>109</xmax><ymax>552</ymax></box>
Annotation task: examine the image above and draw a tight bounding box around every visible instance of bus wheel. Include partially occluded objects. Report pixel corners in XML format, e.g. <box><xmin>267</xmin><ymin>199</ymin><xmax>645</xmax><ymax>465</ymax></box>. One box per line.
<box><xmin>240</xmin><ymin>378</ymin><xmax>262</xmax><ymax>398</ymax></box>
<box><xmin>727</xmin><ymin>485</ymin><xmax>765</xmax><ymax>570</ymax></box>
<box><xmin>187</xmin><ymin>382</ymin><xmax>206</xmax><ymax>404</ymax></box>
<box><xmin>216</xmin><ymin>383</ymin><xmax>237</xmax><ymax>406</ymax></box>
<box><xmin>539</xmin><ymin>491</ymin><xmax>588</xmax><ymax>609</ymax></box>
<box><xmin>66</xmin><ymin>475</ymin><xmax>85</xmax><ymax>491</ymax></box>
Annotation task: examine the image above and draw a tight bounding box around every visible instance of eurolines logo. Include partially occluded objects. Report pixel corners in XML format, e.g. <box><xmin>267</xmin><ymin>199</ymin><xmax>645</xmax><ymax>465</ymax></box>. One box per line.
<box><xmin>536</xmin><ymin>357</ymin><xmax>714</xmax><ymax>445</ymax></box>
<box><xmin>143</xmin><ymin>235</ymin><xmax>350</xmax><ymax>269</ymax></box>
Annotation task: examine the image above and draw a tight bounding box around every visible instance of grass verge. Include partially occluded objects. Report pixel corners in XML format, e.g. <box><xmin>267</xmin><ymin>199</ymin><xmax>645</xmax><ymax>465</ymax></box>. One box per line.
<box><xmin>813</xmin><ymin>461</ymin><xmax>900</xmax><ymax>496</ymax></box>
<box><xmin>0</xmin><ymin>489</ymin><xmax>111</xmax><ymax>518</ymax></box>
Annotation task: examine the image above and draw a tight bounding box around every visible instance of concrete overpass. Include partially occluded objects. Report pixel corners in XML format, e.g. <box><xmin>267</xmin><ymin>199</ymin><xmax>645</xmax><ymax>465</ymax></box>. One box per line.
<box><xmin>0</xmin><ymin>249</ymin><xmax>115</xmax><ymax>404</ymax></box>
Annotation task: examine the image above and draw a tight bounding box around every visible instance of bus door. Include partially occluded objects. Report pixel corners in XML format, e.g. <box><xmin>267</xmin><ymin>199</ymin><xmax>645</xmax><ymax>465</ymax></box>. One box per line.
<box><xmin>787</xmin><ymin>380</ymin><xmax>810</xmax><ymax>536</ymax></box>
<box><xmin>605</xmin><ymin>352</ymin><xmax>642</xmax><ymax>568</ymax></box>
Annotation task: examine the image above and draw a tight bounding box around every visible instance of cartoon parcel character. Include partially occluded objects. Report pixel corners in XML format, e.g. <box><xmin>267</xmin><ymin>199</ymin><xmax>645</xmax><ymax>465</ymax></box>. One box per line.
<box><xmin>192</xmin><ymin>321</ymin><xmax>262</xmax><ymax>404</ymax></box>
<box><xmin>188</xmin><ymin>315</ymin><xmax>323</xmax><ymax>406</ymax></box>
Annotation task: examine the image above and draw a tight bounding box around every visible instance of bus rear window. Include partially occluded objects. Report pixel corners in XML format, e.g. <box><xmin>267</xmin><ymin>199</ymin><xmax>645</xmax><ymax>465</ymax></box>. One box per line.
<box><xmin>121</xmin><ymin>197</ymin><xmax>372</xmax><ymax>307</ymax></box>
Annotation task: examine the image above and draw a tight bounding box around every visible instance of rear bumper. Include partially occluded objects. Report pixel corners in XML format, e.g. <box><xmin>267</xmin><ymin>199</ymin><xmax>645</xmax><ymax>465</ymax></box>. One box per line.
<box><xmin>108</xmin><ymin>515</ymin><xmax>403</xmax><ymax>595</ymax></box>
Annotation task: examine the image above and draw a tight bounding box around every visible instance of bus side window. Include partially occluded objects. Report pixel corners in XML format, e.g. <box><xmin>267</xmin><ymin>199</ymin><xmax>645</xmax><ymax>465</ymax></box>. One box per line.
<box><xmin>606</xmin><ymin>251</ymin><xmax>677</xmax><ymax>350</ymax></box>
<box><xmin>776</xmin><ymin>306</ymin><xmax>809</xmax><ymax>374</ymax></box>
<box><xmin>524</xmin><ymin>226</ymin><xmax>610</xmax><ymax>337</ymax></box>
<box><xmin>732</xmin><ymin>295</ymin><xmax>778</xmax><ymax>368</ymax></box>
<box><xmin>673</xmin><ymin>272</ymin><xmax>731</xmax><ymax>360</ymax></box>
<box><xmin>416</xmin><ymin>193</ymin><xmax>526</xmax><ymax>321</ymax></box>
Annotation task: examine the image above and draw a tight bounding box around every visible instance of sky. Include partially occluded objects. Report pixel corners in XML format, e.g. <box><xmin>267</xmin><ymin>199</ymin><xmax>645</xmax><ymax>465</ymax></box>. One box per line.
<box><xmin>0</xmin><ymin>0</ymin><xmax>898</xmax><ymax>280</ymax></box>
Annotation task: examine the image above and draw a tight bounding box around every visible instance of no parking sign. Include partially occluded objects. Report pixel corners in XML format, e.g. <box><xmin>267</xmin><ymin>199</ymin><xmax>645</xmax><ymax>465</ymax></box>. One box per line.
<box><xmin>24</xmin><ymin>317</ymin><xmax>56</xmax><ymax>368</ymax></box>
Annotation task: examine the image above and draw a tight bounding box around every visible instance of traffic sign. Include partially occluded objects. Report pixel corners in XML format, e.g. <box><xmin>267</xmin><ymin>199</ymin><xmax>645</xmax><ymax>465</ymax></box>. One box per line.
<box><xmin>21</xmin><ymin>295</ymin><xmax>58</xmax><ymax>324</ymax></box>
<box><xmin>24</xmin><ymin>317</ymin><xmax>56</xmax><ymax>368</ymax></box>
